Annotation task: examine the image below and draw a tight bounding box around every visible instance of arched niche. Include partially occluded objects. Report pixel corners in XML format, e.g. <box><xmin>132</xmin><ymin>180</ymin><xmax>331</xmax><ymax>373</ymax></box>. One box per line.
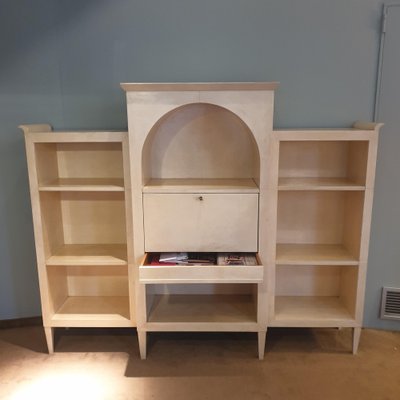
<box><xmin>142</xmin><ymin>103</ymin><xmax>260</xmax><ymax>185</ymax></box>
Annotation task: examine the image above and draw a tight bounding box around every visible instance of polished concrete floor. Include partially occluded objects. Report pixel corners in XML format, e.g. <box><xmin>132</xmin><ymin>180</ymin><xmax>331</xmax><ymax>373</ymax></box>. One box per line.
<box><xmin>0</xmin><ymin>326</ymin><xmax>399</xmax><ymax>399</ymax></box>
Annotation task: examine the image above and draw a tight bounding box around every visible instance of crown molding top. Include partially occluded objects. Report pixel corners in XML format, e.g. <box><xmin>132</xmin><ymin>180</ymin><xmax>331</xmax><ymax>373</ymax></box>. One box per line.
<box><xmin>120</xmin><ymin>82</ymin><xmax>279</xmax><ymax>92</ymax></box>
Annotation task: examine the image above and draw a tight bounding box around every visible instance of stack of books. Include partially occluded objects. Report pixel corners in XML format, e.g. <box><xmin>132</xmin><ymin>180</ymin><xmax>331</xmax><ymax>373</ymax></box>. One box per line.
<box><xmin>217</xmin><ymin>253</ymin><xmax>257</xmax><ymax>266</ymax></box>
<box><xmin>149</xmin><ymin>252</ymin><xmax>257</xmax><ymax>266</ymax></box>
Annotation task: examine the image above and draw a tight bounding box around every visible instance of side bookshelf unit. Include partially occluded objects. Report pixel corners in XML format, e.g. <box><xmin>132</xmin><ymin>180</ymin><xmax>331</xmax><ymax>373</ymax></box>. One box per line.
<box><xmin>268</xmin><ymin>123</ymin><xmax>382</xmax><ymax>354</ymax></box>
<box><xmin>20</xmin><ymin>125</ymin><xmax>134</xmax><ymax>353</ymax></box>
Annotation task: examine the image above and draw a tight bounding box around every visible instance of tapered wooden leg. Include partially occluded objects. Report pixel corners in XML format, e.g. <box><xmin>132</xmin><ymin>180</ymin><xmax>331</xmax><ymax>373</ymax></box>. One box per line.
<box><xmin>138</xmin><ymin>330</ymin><xmax>147</xmax><ymax>360</ymax></box>
<box><xmin>258</xmin><ymin>331</ymin><xmax>267</xmax><ymax>360</ymax></box>
<box><xmin>44</xmin><ymin>327</ymin><xmax>54</xmax><ymax>354</ymax></box>
<box><xmin>352</xmin><ymin>327</ymin><xmax>361</xmax><ymax>354</ymax></box>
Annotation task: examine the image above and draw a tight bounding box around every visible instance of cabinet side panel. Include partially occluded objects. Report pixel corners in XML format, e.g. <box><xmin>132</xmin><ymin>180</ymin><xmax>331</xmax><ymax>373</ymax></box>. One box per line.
<box><xmin>358</xmin><ymin>134</ymin><xmax>379</xmax><ymax>260</ymax></box>
<box><xmin>343</xmin><ymin>192</ymin><xmax>364</xmax><ymax>259</ymax></box>
<box><xmin>348</xmin><ymin>141</ymin><xmax>369</xmax><ymax>185</ymax></box>
<box><xmin>122</xmin><ymin>136</ymin><xmax>136</xmax><ymax>325</ymax></box>
<box><xmin>354</xmin><ymin>262</ymin><xmax>368</xmax><ymax>323</ymax></box>
<box><xmin>35</xmin><ymin>143</ymin><xmax>59</xmax><ymax>184</ymax></box>
<box><xmin>40</xmin><ymin>192</ymin><xmax>64</xmax><ymax>258</ymax></box>
<box><xmin>339</xmin><ymin>266</ymin><xmax>358</xmax><ymax>319</ymax></box>
<box><xmin>24</xmin><ymin>135</ymin><xmax>56</xmax><ymax>324</ymax></box>
<box><xmin>47</xmin><ymin>267</ymin><xmax>68</xmax><ymax>315</ymax></box>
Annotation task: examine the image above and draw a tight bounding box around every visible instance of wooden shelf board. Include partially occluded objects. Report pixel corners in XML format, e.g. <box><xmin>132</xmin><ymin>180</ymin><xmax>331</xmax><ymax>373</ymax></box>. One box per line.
<box><xmin>46</xmin><ymin>244</ymin><xmax>128</xmax><ymax>266</ymax></box>
<box><xmin>276</xmin><ymin>244</ymin><xmax>359</xmax><ymax>265</ymax></box>
<box><xmin>143</xmin><ymin>178</ymin><xmax>259</xmax><ymax>194</ymax></box>
<box><xmin>278</xmin><ymin>177</ymin><xmax>365</xmax><ymax>191</ymax></box>
<box><xmin>271</xmin><ymin>296</ymin><xmax>355</xmax><ymax>327</ymax></box>
<box><xmin>148</xmin><ymin>294</ymin><xmax>257</xmax><ymax>325</ymax></box>
<box><xmin>51</xmin><ymin>296</ymin><xmax>132</xmax><ymax>327</ymax></box>
<box><xmin>39</xmin><ymin>178</ymin><xmax>124</xmax><ymax>191</ymax></box>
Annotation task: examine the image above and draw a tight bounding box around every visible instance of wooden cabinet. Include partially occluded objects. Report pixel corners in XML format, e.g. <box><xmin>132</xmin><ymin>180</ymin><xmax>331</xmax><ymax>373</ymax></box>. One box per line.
<box><xmin>20</xmin><ymin>126</ymin><xmax>135</xmax><ymax>353</ymax></box>
<box><xmin>21</xmin><ymin>85</ymin><xmax>381</xmax><ymax>359</ymax></box>
<box><xmin>121</xmin><ymin>82</ymin><xmax>277</xmax><ymax>360</ymax></box>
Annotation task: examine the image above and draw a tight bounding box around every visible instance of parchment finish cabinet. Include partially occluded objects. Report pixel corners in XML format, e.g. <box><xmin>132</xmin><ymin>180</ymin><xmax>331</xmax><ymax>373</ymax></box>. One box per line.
<box><xmin>22</xmin><ymin>83</ymin><xmax>381</xmax><ymax>358</ymax></box>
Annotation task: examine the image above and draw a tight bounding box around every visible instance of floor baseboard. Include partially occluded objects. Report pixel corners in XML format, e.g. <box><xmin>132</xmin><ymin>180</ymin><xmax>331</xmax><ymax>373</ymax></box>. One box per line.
<box><xmin>0</xmin><ymin>316</ymin><xmax>42</xmax><ymax>329</ymax></box>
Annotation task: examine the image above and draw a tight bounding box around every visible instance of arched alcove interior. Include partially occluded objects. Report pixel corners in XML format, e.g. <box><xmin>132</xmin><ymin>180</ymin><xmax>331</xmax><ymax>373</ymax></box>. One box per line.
<box><xmin>142</xmin><ymin>103</ymin><xmax>260</xmax><ymax>185</ymax></box>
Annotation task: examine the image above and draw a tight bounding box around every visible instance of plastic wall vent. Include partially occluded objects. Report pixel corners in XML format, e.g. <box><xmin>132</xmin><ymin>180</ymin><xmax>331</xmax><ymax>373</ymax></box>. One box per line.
<box><xmin>381</xmin><ymin>287</ymin><xmax>400</xmax><ymax>321</ymax></box>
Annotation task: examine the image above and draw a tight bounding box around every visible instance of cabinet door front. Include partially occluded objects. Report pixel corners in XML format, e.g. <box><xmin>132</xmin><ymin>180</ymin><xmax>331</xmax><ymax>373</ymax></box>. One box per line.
<box><xmin>143</xmin><ymin>193</ymin><xmax>258</xmax><ymax>252</ymax></box>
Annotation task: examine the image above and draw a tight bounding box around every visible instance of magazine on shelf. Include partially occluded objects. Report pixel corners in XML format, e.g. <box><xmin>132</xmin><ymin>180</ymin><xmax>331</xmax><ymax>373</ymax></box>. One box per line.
<box><xmin>177</xmin><ymin>253</ymin><xmax>217</xmax><ymax>265</ymax></box>
<box><xmin>217</xmin><ymin>253</ymin><xmax>257</xmax><ymax>266</ymax></box>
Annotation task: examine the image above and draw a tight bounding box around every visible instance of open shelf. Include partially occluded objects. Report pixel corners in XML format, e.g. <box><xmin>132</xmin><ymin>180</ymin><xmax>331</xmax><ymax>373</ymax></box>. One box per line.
<box><xmin>272</xmin><ymin>264</ymin><xmax>358</xmax><ymax>326</ymax></box>
<box><xmin>276</xmin><ymin>244</ymin><xmax>358</xmax><ymax>265</ymax></box>
<box><xmin>46</xmin><ymin>244</ymin><xmax>127</xmax><ymax>266</ymax></box>
<box><xmin>51</xmin><ymin>296</ymin><xmax>131</xmax><ymax>327</ymax></box>
<box><xmin>47</xmin><ymin>264</ymin><xmax>130</xmax><ymax>327</ymax></box>
<box><xmin>39</xmin><ymin>178</ymin><xmax>124</xmax><ymax>192</ymax></box>
<box><xmin>146</xmin><ymin>294</ymin><xmax>257</xmax><ymax>331</ymax></box>
<box><xmin>277</xmin><ymin>191</ymin><xmax>364</xmax><ymax>261</ymax></box>
<box><xmin>40</xmin><ymin>191</ymin><xmax>127</xmax><ymax>261</ymax></box>
<box><xmin>139</xmin><ymin>253</ymin><xmax>263</xmax><ymax>283</ymax></box>
<box><xmin>278</xmin><ymin>141</ymin><xmax>369</xmax><ymax>189</ymax></box>
<box><xmin>34</xmin><ymin>142</ymin><xmax>124</xmax><ymax>188</ymax></box>
<box><xmin>272</xmin><ymin>296</ymin><xmax>355</xmax><ymax>327</ymax></box>
<box><xmin>143</xmin><ymin>178</ymin><xmax>259</xmax><ymax>194</ymax></box>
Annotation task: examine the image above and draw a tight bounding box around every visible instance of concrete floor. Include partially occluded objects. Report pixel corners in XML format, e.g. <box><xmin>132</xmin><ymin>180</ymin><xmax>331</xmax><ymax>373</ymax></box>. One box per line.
<box><xmin>0</xmin><ymin>326</ymin><xmax>399</xmax><ymax>400</ymax></box>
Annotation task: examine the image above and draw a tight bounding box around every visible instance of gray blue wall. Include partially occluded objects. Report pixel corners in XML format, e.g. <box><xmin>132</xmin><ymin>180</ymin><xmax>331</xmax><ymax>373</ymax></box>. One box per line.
<box><xmin>1</xmin><ymin>0</ymin><xmax>397</xmax><ymax>330</ymax></box>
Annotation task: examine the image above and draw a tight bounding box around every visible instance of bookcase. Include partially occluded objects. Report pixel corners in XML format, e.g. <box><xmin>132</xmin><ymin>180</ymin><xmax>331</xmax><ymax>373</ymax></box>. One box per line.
<box><xmin>268</xmin><ymin>125</ymin><xmax>381</xmax><ymax>353</ymax></box>
<box><xmin>20</xmin><ymin>125</ymin><xmax>134</xmax><ymax>353</ymax></box>
<box><xmin>21</xmin><ymin>83</ymin><xmax>381</xmax><ymax>359</ymax></box>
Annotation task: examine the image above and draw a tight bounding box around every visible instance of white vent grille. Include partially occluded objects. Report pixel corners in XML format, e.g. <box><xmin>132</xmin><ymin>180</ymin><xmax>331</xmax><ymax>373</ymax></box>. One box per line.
<box><xmin>381</xmin><ymin>287</ymin><xmax>400</xmax><ymax>320</ymax></box>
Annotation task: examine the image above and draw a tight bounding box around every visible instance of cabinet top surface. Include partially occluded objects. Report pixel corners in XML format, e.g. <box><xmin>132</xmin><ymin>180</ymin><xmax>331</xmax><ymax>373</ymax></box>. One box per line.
<box><xmin>120</xmin><ymin>82</ymin><xmax>279</xmax><ymax>92</ymax></box>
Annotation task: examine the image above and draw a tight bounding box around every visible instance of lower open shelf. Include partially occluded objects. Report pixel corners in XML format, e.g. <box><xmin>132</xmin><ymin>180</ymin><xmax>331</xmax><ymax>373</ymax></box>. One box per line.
<box><xmin>145</xmin><ymin>294</ymin><xmax>258</xmax><ymax>331</ymax></box>
<box><xmin>271</xmin><ymin>296</ymin><xmax>356</xmax><ymax>327</ymax></box>
<box><xmin>50</xmin><ymin>296</ymin><xmax>132</xmax><ymax>327</ymax></box>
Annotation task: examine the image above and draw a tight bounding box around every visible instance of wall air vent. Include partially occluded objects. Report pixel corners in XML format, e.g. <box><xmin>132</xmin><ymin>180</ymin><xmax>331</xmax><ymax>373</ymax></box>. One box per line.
<box><xmin>381</xmin><ymin>287</ymin><xmax>400</xmax><ymax>320</ymax></box>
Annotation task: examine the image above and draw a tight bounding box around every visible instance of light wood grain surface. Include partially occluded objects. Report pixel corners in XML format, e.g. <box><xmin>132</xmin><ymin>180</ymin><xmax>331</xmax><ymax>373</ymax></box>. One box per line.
<box><xmin>21</xmin><ymin>93</ymin><xmax>381</xmax><ymax>358</ymax></box>
<box><xmin>121</xmin><ymin>82</ymin><xmax>279</xmax><ymax>92</ymax></box>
